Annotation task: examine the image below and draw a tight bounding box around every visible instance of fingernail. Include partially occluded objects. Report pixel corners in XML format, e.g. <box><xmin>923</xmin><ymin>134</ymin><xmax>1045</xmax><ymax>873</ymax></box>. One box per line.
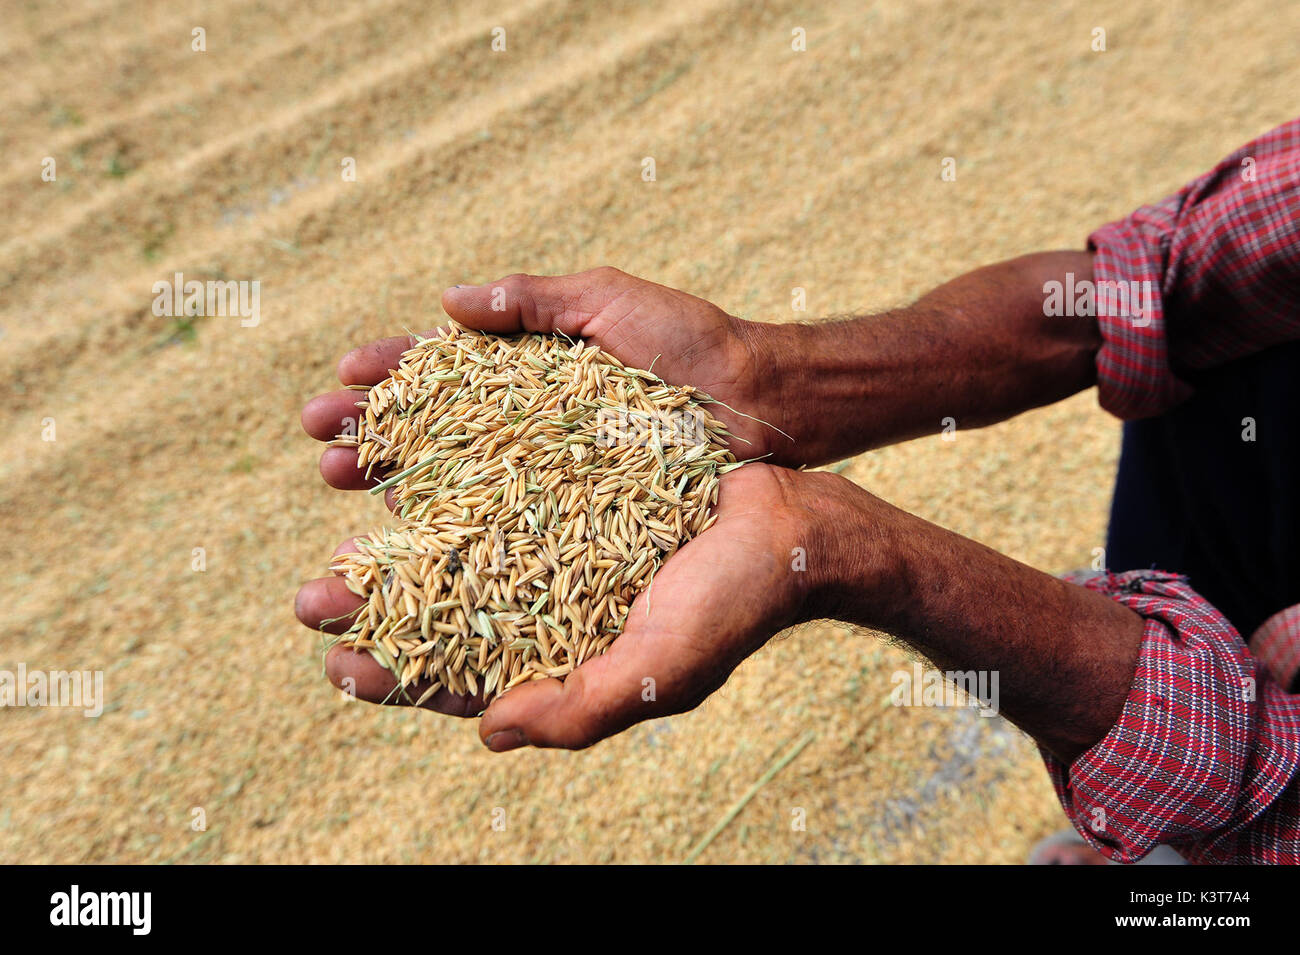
<box><xmin>485</xmin><ymin>728</ymin><xmax>527</xmax><ymax>752</ymax></box>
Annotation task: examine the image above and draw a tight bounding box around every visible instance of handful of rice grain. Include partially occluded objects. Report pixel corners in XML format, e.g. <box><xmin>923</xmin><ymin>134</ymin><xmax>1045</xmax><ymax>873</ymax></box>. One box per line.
<box><xmin>325</xmin><ymin>322</ymin><xmax>740</xmax><ymax>704</ymax></box>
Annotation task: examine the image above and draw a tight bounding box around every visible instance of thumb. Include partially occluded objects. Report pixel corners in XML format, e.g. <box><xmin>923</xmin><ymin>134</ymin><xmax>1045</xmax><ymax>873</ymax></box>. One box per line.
<box><xmin>477</xmin><ymin>633</ymin><xmax>704</xmax><ymax>751</ymax></box>
<box><xmin>440</xmin><ymin>267</ymin><xmax>631</xmax><ymax>336</ymax></box>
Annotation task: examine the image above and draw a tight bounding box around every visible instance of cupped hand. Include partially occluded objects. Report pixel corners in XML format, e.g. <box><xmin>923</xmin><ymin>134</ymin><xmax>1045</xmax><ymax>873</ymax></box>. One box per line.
<box><xmin>300</xmin><ymin>268</ymin><xmax>795</xmax><ymax>494</ymax></box>
<box><xmin>295</xmin><ymin>463</ymin><xmax>829</xmax><ymax>748</ymax></box>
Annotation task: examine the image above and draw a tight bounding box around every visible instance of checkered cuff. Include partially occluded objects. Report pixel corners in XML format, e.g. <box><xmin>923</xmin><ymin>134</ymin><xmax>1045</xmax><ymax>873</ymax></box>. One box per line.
<box><xmin>1088</xmin><ymin>209</ymin><xmax>1194</xmax><ymax>421</ymax></box>
<box><xmin>1040</xmin><ymin>571</ymin><xmax>1278</xmax><ymax>863</ymax></box>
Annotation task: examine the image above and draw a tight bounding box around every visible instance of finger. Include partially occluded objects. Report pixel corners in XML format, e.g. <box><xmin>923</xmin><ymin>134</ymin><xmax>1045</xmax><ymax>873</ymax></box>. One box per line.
<box><xmin>318</xmin><ymin>446</ymin><xmax>379</xmax><ymax>490</ymax></box>
<box><xmin>330</xmin><ymin>537</ymin><xmax>362</xmax><ymax>572</ymax></box>
<box><xmin>477</xmin><ymin>628</ymin><xmax>707</xmax><ymax>751</ymax></box>
<box><xmin>295</xmin><ymin>576</ymin><xmax>365</xmax><ymax>634</ymax></box>
<box><xmin>316</xmin><ymin>448</ymin><xmax>400</xmax><ymax>509</ymax></box>
<box><xmin>336</xmin><ymin>334</ymin><xmax>421</xmax><ymax>385</ymax></box>
<box><xmin>301</xmin><ymin>390</ymin><xmax>366</xmax><ymax>442</ymax></box>
<box><xmin>306</xmin><ymin>547</ymin><xmax>484</xmax><ymax>718</ymax></box>
<box><xmin>324</xmin><ymin>646</ymin><xmax>486</xmax><ymax>717</ymax></box>
<box><xmin>441</xmin><ymin>268</ymin><xmax>631</xmax><ymax>336</ymax></box>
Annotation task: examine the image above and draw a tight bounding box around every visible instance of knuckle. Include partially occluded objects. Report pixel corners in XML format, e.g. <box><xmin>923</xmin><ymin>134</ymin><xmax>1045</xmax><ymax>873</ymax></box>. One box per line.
<box><xmin>555</xmin><ymin>671</ymin><xmax>607</xmax><ymax>749</ymax></box>
<box><xmin>497</xmin><ymin>274</ymin><xmax>536</xmax><ymax>317</ymax></box>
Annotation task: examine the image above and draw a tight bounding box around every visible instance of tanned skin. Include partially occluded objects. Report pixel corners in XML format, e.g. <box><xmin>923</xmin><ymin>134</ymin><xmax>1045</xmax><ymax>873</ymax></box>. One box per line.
<box><xmin>297</xmin><ymin>259</ymin><xmax>1144</xmax><ymax>764</ymax></box>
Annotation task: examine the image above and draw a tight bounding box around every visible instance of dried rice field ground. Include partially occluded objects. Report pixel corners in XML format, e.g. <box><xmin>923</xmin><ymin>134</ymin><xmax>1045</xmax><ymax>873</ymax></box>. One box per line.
<box><xmin>3</xmin><ymin>0</ymin><xmax>1297</xmax><ymax>863</ymax></box>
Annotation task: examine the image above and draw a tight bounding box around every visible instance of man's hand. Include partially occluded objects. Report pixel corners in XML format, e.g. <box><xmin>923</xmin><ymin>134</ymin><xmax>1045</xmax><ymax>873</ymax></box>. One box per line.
<box><xmin>301</xmin><ymin>267</ymin><xmax>795</xmax><ymax>494</ymax></box>
<box><xmin>296</xmin><ymin>463</ymin><xmax>827</xmax><ymax>748</ymax></box>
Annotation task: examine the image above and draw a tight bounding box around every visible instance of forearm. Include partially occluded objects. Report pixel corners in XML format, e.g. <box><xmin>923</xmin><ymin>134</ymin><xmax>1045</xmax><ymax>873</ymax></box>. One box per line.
<box><xmin>748</xmin><ymin>251</ymin><xmax>1101</xmax><ymax>466</ymax></box>
<box><xmin>795</xmin><ymin>471</ymin><xmax>1143</xmax><ymax>763</ymax></box>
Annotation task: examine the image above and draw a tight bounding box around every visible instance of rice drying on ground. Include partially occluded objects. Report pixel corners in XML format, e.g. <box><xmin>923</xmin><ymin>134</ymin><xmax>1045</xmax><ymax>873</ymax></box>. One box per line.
<box><xmin>325</xmin><ymin>322</ymin><xmax>741</xmax><ymax>703</ymax></box>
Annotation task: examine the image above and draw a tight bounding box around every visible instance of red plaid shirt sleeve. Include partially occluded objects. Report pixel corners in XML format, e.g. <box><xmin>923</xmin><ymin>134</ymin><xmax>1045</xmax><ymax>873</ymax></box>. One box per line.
<box><xmin>1253</xmin><ymin>605</ymin><xmax>1300</xmax><ymax>696</ymax></box>
<box><xmin>1040</xmin><ymin>571</ymin><xmax>1300</xmax><ymax>864</ymax></box>
<box><xmin>1089</xmin><ymin>117</ymin><xmax>1300</xmax><ymax>419</ymax></box>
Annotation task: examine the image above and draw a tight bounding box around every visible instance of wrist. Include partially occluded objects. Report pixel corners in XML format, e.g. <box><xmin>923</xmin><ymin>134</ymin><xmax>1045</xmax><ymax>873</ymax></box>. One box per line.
<box><xmin>728</xmin><ymin>317</ymin><xmax>806</xmax><ymax>465</ymax></box>
<box><xmin>783</xmin><ymin>470</ymin><xmax>907</xmax><ymax>626</ymax></box>
<box><xmin>731</xmin><ymin>314</ymin><xmax>904</xmax><ymax>468</ymax></box>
